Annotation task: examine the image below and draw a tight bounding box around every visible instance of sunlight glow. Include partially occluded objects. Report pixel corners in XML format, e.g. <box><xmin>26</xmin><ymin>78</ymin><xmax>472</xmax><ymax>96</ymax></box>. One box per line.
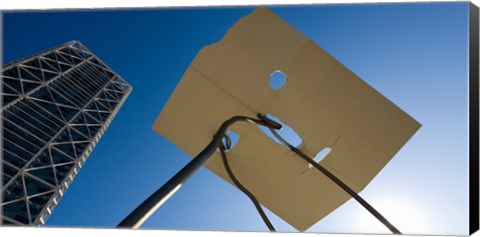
<box><xmin>356</xmin><ymin>200</ymin><xmax>429</xmax><ymax>235</ymax></box>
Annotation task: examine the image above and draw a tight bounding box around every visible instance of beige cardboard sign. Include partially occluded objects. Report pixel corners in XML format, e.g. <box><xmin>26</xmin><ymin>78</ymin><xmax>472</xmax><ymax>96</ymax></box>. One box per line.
<box><xmin>153</xmin><ymin>7</ymin><xmax>420</xmax><ymax>231</ymax></box>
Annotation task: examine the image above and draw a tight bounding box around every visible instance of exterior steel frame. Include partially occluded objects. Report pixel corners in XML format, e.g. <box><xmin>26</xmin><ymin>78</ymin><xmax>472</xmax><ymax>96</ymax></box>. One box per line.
<box><xmin>1</xmin><ymin>41</ymin><xmax>132</xmax><ymax>225</ymax></box>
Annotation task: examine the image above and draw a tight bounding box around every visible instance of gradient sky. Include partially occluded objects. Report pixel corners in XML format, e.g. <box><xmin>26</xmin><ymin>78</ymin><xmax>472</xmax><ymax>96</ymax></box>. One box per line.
<box><xmin>2</xmin><ymin>2</ymin><xmax>470</xmax><ymax>235</ymax></box>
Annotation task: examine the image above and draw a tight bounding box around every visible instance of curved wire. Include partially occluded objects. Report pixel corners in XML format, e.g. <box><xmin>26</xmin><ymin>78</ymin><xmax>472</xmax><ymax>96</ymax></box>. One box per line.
<box><xmin>219</xmin><ymin>135</ymin><xmax>276</xmax><ymax>232</ymax></box>
<box><xmin>267</xmin><ymin>126</ymin><xmax>402</xmax><ymax>234</ymax></box>
<box><xmin>118</xmin><ymin>114</ymin><xmax>282</xmax><ymax>228</ymax></box>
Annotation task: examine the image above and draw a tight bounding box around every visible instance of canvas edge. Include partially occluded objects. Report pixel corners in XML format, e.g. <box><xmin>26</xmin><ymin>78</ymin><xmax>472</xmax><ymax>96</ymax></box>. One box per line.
<box><xmin>469</xmin><ymin>1</ymin><xmax>479</xmax><ymax>235</ymax></box>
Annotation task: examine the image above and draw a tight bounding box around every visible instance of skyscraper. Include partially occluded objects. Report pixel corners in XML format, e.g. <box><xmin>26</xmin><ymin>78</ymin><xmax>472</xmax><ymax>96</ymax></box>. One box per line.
<box><xmin>1</xmin><ymin>41</ymin><xmax>132</xmax><ymax>225</ymax></box>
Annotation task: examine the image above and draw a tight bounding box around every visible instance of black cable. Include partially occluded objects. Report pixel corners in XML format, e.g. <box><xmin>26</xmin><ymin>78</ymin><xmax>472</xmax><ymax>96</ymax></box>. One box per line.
<box><xmin>219</xmin><ymin>137</ymin><xmax>276</xmax><ymax>232</ymax></box>
<box><xmin>118</xmin><ymin>114</ymin><xmax>282</xmax><ymax>228</ymax></box>
<box><xmin>267</xmin><ymin>127</ymin><xmax>402</xmax><ymax>235</ymax></box>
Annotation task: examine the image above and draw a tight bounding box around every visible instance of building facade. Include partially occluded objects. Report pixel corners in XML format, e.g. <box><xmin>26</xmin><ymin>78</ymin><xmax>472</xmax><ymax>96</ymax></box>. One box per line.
<box><xmin>1</xmin><ymin>41</ymin><xmax>132</xmax><ymax>225</ymax></box>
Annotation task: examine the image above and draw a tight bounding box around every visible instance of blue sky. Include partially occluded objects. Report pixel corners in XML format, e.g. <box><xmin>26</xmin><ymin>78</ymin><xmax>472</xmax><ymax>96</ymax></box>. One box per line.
<box><xmin>2</xmin><ymin>2</ymin><xmax>470</xmax><ymax>235</ymax></box>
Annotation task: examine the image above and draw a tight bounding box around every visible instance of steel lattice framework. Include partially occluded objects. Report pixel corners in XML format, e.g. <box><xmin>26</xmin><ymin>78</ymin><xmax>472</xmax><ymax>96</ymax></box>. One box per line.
<box><xmin>1</xmin><ymin>41</ymin><xmax>132</xmax><ymax>225</ymax></box>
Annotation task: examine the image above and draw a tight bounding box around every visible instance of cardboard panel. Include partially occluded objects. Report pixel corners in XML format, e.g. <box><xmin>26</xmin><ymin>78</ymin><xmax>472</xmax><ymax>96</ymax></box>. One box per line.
<box><xmin>153</xmin><ymin>7</ymin><xmax>421</xmax><ymax>231</ymax></box>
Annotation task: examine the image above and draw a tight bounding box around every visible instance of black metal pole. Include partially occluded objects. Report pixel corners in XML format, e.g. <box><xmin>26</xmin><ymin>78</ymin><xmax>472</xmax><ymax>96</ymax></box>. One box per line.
<box><xmin>268</xmin><ymin>127</ymin><xmax>402</xmax><ymax>234</ymax></box>
<box><xmin>118</xmin><ymin>115</ymin><xmax>281</xmax><ymax>228</ymax></box>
